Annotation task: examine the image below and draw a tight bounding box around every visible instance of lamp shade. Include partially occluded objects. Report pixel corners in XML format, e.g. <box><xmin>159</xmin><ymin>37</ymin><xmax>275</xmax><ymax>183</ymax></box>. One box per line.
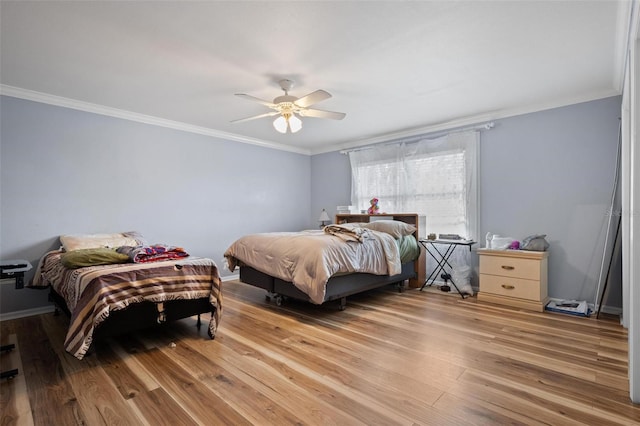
<box><xmin>273</xmin><ymin>113</ymin><xmax>303</xmax><ymax>134</ymax></box>
<box><xmin>289</xmin><ymin>114</ymin><xmax>302</xmax><ymax>133</ymax></box>
<box><xmin>318</xmin><ymin>209</ymin><xmax>331</xmax><ymax>222</ymax></box>
<box><xmin>273</xmin><ymin>116</ymin><xmax>288</xmax><ymax>133</ymax></box>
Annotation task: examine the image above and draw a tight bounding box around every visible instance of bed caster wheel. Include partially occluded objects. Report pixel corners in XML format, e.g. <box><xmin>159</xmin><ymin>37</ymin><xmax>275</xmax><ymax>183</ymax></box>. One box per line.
<box><xmin>338</xmin><ymin>297</ymin><xmax>347</xmax><ymax>311</ymax></box>
<box><xmin>274</xmin><ymin>295</ymin><xmax>284</xmax><ymax>306</ymax></box>
<box><xmin>1</xmin><ymin>369</ymin><xmax>18</xmax><ymax>380</ymax></box>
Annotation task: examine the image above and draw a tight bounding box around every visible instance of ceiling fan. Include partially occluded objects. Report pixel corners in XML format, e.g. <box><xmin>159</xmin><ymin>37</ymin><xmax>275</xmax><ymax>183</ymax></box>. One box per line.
<box><xmin>231</xmin><ymin>79</ymin><xmax>346</xmax><ymax>134</ymax></box>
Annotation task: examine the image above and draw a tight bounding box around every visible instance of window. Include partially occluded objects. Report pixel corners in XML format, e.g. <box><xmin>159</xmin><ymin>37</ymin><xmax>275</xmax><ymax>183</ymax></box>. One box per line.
<box><xmin>349</xmin><ymin>131</ymin><xmax>479</xmax><ymax>241</ymax></box>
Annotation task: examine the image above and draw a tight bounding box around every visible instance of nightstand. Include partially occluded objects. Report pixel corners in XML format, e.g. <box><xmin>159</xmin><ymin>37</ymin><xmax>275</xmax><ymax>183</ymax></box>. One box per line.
<box><xmin>1</xmin><ymin>259</ymin><xmax>32</xmax><ymax>380</ymax></box>
<box><xmin>476</xmin><ymin>249</ymin><xmax>549</xmax><ymax>312</ymax></box>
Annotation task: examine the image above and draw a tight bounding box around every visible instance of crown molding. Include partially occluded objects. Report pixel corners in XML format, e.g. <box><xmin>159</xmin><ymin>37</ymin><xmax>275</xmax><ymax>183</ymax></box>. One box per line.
<box><xmin>1</xmin><ymin>84</ymin><xmax>620</xmax><ymax>158</ymax></box>
<box><xmin>310</xmin><ymin>89</ymin><xmax>621</xmax><ymax>155</ymax></box>
<box><xmin>0</xmin><ymin>85</ymin><xmax>311</xmax><ymax>156</ymax></box>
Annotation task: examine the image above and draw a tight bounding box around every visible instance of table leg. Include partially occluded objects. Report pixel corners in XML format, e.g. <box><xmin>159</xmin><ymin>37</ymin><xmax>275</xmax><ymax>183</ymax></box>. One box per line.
<box><xmin>421</xmin><ymin>243</ymin><xmax>447</xmax><ymax>290</ymax></box>
<box><xmin>420</xmin><ymin>242</ymin><xmax>467</xmax><ymax>298</ymax></box>
<box><xmin>0</xmin><ymin>343</ymin><xmax>18</xmax><ymax>380</ymax></box>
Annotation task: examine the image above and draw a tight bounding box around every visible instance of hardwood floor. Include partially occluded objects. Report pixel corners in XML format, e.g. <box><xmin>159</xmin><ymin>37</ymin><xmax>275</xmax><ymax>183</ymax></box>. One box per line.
<box><xmin>1</xmin><ymin>280</ymin><xmax>638</xmax><ymax>425</ymax></box>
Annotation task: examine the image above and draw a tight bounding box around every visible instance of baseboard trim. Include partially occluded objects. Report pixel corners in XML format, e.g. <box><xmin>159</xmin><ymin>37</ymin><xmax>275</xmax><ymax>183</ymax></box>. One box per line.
<box><xmin>221</xmin><ymin>274</ymin><xmax>239</xmax><ymax>282</ymax></box>
<box><xmin>596</xmin><ymin>304</ymin><xmax>622</xmax><ymax>316</ymax></box>
<box><xmin>1</xmin><ymin>278</ymin><xmax>620</xmax><ymax>322</ymax></box>
<box><xmin>0</xmin><ymin>305</ymin><xmax>56</xmax><ymax>322</ymax></box>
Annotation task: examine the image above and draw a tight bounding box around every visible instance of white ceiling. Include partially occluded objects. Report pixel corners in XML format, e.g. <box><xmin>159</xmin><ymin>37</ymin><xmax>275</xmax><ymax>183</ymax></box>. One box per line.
<box><xmin>0</xmin><ymin>1</ymin><xmax>631</xmax><ymax>155</ymax></box>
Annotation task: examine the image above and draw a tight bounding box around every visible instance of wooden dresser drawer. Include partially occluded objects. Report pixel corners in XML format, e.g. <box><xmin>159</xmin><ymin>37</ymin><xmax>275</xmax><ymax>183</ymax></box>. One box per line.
<box><xmin>479</xmin><ymin>273</ymin><xmax>545</xmax><ymax>302</ymax></box>
<box><xmin>479</xmin><ymin>255</ymin><xmax>540</xmax><ymax>280</ymax></box>
<box><xmin>476</xmin><ymin>249</ymin><xmax>549</xmax><ymax>312</ymax></box>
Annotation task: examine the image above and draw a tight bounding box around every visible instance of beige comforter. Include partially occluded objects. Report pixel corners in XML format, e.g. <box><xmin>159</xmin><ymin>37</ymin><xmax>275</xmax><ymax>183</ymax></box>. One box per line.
<box><xmin>224</xmin><ymin>225</ymin><xmax>401</xmax><ymax>304</ymax></box>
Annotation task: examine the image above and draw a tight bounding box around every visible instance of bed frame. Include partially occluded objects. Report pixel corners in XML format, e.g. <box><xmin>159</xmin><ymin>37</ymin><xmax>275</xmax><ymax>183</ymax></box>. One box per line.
<box><xmin>239</xmin><ymin>261</ymin><xmax>416</xmax><ymax>310</ymax></box>
<box><xmin>48</xmin><ymin>288</ymin><xmax>213</xmax><ymax>340</ymax></box>
<box><xmin>237</xmin><ymin>213</ymin><xmax>425</xmax><ymax>310</ymax></box>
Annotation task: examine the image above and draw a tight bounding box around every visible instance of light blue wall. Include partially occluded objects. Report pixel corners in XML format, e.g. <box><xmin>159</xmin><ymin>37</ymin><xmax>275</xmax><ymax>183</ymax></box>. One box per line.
<box><xmin>310</xmin><ymin>150</ymin><xmax>351</xmax><ymax>225</ymax></box>
<box><xmin>0</xmin><ymin>95</ymin><xmax>622</xmax><ymax>315</ymax></box>
<box><xmin>481</xmin><ymin>97</ymin><xmax>621</xmax><ymax>305</ymax></box>
<box><xmin>311</xmin><ymin>96</ymin><xmax>623</xmax><ymax>306</ymax></box>
<box><xmin>0</xmin><ymin>95</ymin><xmax>311</xmax><ymax>314</ymax></box>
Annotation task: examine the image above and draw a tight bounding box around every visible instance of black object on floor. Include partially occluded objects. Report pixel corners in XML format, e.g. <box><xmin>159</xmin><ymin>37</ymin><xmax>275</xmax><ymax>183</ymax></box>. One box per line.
<box><xmin>1</xmin><ymin>344</ymin><xmax>18</xmax><ymax>380</ymax></box>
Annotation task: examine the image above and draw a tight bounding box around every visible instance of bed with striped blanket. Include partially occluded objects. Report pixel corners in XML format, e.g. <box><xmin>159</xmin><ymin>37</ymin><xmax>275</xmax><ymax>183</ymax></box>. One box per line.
<box><xmin>31</xmin><ymin>250</ymin><xmax>222</xmax><ymax>360</ymax></box>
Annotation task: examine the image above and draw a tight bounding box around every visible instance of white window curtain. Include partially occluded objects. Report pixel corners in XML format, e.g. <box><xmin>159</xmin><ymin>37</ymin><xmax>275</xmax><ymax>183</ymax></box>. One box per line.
<box><xmin>349</xmin><ymin>130</ymin><xmax>480</xmax><ymax>285</ymax></box>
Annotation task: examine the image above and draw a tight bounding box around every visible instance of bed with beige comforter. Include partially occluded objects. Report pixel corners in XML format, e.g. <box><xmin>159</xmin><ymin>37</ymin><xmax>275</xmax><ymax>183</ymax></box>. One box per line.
<box><xmin>224</xmin><ymin>223</ymin><xmax>418</xmax><ymax>305</ymax></box>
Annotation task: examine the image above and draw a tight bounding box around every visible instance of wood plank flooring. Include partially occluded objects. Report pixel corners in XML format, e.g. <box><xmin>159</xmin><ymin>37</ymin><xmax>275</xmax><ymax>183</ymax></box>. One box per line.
<box><xmin>1</xmin><ymin>280</ymin><xmax>638</xmax><ymax>425</ymax></box>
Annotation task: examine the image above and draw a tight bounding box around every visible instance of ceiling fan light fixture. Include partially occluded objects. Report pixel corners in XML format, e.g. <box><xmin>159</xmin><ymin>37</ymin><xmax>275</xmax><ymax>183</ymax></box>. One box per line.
<box><xmin>273</xmin><ymin>113</ymin><xmax>302</xmax><ymax>134</ymax></box>
<box><xmin>289</xmin><ymin>114</ymin><xmax>302</xmax><ymax>133</ymax></box>
<box><xmin>273</xmin><ymin>115</ymin><xmax>288</xmax><ymax>133</ymax></box>
<box><xmin>234</xmin><ymin>79</ymin><xmax>344</xmax><ymax>131</ymax></box>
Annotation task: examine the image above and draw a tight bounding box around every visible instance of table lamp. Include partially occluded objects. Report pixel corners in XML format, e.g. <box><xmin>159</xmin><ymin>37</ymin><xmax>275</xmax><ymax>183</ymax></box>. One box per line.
<box><xmin>318</xmin><ymin>209</ymin><xmax>331</xmax><ymax>227</ymax></box>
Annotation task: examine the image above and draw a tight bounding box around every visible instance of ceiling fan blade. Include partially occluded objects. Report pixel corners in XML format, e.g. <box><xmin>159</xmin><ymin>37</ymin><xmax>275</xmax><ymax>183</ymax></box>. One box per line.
<box><xmin>294</xmin><ymin>90</ymin><xmax>332</xmax><ymax>108</ymax></box>
<box><xmin>230</xmin><ymin>111</ymin><xmax>279</xmax><ymax>124</ymax></box>
<box><xmin>299</xmin><ymin>108</ymin><xmax>346</xmax><ymax>120</ymax></box>
<box><xmin>235</xmin><ymin>93</ymin><xmax>276</xmax><ymax>108</ymax></box>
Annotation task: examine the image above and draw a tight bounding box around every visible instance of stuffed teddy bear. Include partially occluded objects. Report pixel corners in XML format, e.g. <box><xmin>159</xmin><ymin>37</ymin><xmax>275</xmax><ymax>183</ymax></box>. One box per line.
<box><xmin>367</xmin><ymin>197</ymin><xmax>380</xmax><ymax>215</ymax></box>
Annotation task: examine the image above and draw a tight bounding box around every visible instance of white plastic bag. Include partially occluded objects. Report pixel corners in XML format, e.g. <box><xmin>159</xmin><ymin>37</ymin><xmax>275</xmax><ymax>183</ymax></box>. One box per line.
<box><xmin>491</xmin><ymin>235</ymin><xmax>515</xmax><ymax>250</ymax></box>
<box><xmin>451</xmin><ymin>265</ymin><xmax>474</xmax><ymax>296</ymax></box>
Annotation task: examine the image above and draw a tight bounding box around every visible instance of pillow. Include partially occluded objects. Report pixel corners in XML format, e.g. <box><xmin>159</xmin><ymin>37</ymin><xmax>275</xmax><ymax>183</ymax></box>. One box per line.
<box><xmin>60</xmin><ymin>231</ymin><xmax>146</xmax><ymax>252</ymax></box>
<box><xmin>60</xmin><ymin>248</ymin><xmax>130</xmax><ymax>269</ymax></box>
<box><xmin>361</xmin><ymin>220</ymin><xmax>417</xmax><ymax>239</ymax></box>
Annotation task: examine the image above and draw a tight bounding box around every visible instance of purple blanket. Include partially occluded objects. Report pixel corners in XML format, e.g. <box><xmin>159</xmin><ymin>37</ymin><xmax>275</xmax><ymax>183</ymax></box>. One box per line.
<box><xmin>117</xmin><ymin>244</ymin><xmax>189</xmax><ymax>263</ymax></box>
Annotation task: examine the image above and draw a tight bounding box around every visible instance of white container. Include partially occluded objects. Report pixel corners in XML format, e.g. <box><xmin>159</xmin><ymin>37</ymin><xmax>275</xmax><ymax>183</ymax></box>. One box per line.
<box><xmin>491</xmin><ymin>235</ymin><xmax>515</xmax><ymax>250</ymax></box>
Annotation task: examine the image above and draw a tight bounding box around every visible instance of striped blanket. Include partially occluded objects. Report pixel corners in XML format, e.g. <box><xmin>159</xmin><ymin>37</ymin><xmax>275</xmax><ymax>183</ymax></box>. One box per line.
<box><xmin>31</xmin><ymin>251</ymin><xmax>222</xmax><ymax>359</ymax></box>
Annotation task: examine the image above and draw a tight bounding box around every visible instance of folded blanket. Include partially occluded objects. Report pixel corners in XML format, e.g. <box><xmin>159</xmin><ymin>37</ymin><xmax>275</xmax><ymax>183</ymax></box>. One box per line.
<box><xmin>117</xmin><ymin>244</ymin><xmax>189</xmax><ymax>263</ymax></box>
<box><xmin>323</xmin><ymin>223</ymin><xmax>370</xmax><ymax>243</ymax></box>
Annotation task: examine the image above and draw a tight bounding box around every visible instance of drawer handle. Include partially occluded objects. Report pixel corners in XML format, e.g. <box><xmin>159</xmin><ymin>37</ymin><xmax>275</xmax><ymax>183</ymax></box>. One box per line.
<box><xmin>501</xmin><ymin>265</ymin><xmax>515</xmax><ymax>270</ymax></box>
<box><xmin>501</xmin><ymin>284</ymin><xmax>515</xmax><ymax>290</ymax></box>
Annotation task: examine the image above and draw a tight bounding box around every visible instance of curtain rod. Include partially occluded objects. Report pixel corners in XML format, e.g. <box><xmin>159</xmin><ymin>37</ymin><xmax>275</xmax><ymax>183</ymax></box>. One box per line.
<box><xmin>339</xmin><ymin>121</ymin><xmax>495</xmax><ymax>155</ymax></box>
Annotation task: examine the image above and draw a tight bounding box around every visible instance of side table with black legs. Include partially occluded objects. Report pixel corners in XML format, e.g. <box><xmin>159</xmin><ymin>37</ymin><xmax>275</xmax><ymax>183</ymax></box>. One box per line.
<box><xmin>418</xmin><ymin>239</ymin><xmax>476</xmax><ymax>299</ymax></box>
<box><xmin>1</xmin><ymin>260</ymin><xmax>32</xmax><ymax>380</ymax></box>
